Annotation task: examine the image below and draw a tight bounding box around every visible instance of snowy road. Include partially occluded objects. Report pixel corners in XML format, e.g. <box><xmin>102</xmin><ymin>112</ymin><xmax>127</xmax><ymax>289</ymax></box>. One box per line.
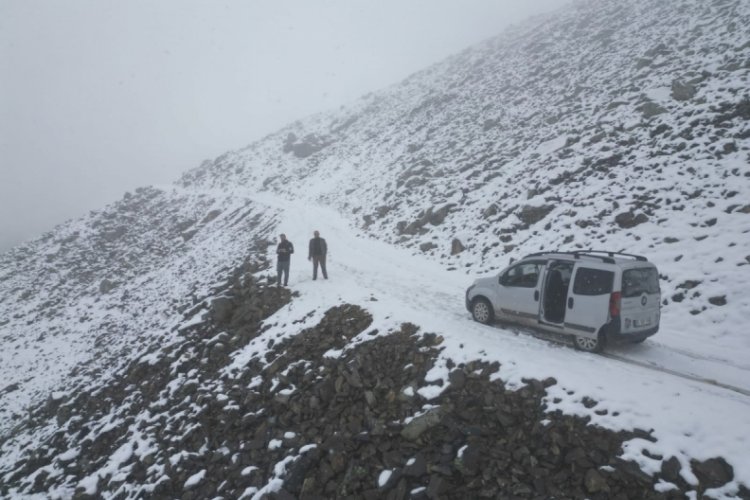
<box><xmin>256</xmin><ymin>190</ymin><xmax>750</xmax><ymax>393</ymax></box>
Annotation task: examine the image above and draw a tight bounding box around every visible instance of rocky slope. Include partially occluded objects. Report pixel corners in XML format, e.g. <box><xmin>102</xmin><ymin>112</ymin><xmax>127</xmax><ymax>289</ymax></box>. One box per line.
<box><xmin>4</xmin><ymin>279</ymin><xmax>740</xmax><ymax>499</ymax></box>
<box><xmin>1</xmin><ymin>0</ymin><xmax>750</xmax><ymax>498</ymax></box>
<box><xmin>175</xmin><ymin>0</ymin><xmax>750</xmax><ymax>347</ymax></box>
<box><xmin>180</xmin><ymin>0</ymin><xmax>750</xmax><ymax>265</ymax></box>
<box><xmin>0</xmin><ymin>188</ymin><xmax>279</xmax><ymax>426</ymax></box>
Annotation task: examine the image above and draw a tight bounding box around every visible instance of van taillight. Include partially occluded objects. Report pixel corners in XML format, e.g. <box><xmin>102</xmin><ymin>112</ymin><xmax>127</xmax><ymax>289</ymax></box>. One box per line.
<box><xmin>609</xmin><ymin>292</ymin><xmax>621</xmax><ymax>317</ymax></box>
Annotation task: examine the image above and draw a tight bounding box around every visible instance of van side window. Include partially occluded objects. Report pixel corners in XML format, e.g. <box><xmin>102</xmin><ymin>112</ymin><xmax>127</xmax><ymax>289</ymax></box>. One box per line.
<box><xmin>501</xmin><ymin>262</ymin><xmax>543</xmax><ymax>288</ymax></box>
<box><xmin>622</xmin><ymin>268</ymin><xmax>660</xmax><ymax>297</ymax></box>
<box><xmin>573</xmin><ymin>268</ymin><xmax>614</xmax><ymax>295</ymax></box>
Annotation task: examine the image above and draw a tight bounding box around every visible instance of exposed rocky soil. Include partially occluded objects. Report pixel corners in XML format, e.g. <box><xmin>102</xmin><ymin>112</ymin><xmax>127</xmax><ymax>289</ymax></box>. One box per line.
<box><xmin>2</xmin><ymin>280</ymin><xmax>745</xmax><ymax>499</ymax></box>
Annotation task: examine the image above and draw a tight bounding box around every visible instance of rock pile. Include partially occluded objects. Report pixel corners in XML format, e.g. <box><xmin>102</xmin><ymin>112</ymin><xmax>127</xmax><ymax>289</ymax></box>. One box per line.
<box><xmin>1</xmin><ymin>287</ymin><xmax>747</xmax><ymax>499</ymax></box>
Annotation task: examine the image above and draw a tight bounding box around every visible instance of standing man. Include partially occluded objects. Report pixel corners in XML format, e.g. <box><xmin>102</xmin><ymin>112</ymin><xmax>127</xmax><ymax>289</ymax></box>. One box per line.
<box><xmin>276</xmin><ymin>233</ymin><xmax>294</xmax><ymax>286</ymax></box>
<box><xmin>308</xmin><ymin>230</ymin><xmax>328</xmax><ymax>280</ymax></box>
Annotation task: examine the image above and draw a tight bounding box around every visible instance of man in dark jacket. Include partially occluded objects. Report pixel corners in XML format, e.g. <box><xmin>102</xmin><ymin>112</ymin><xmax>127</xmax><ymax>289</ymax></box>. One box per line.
<box><xmin>308</xmin><ymin>230</ymin><xmax>328</xmax><ymax>280</ymax></box>
<box><xmin>276</xmin><ymin>233</ymin><xmax>294</xmax><ymax>286</ymax></box>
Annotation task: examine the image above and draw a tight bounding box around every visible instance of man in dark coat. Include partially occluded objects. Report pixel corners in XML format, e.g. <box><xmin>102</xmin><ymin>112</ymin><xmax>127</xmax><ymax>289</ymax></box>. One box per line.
<box><xmin>276</xmin><ymin>233</ymin><xmax>294</xmax><ymax>286</ymax></box>
<box><xmin>308</xmin><ymin>230</ymin><xmax>328</xmax><ymax>280</ymax></box>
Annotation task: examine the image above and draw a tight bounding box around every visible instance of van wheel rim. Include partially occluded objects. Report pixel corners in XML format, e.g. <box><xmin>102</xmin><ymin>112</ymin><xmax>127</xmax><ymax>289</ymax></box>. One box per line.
<box><xmin>473</xmin><ymin>302</ymin><xmax>490</xmax><ymax>323</ymax></box>
<box><xmin>575</xmin><ymin>336</ymin><xmax>598</xmax><ymax>351</ymax></box>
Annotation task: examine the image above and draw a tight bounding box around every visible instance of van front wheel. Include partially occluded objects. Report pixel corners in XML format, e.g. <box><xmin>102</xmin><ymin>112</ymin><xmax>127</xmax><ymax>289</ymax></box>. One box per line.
<box><xmin>471</xmin><ymin>298</ymin><xmax>494</xmax><ymax>325</ymax></box>
<box><xmin>574</xmin><ymin>334</ymin><xmax>604</xmax><ymax>353</ymax></box>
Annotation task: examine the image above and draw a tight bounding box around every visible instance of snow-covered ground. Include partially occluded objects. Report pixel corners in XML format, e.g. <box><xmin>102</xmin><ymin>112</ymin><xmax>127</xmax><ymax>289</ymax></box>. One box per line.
<box><xmin>2</xmin><ymin>0</ymin><xmax>749</xmax><ymax>496</ymax></box>
<box><xmin>3</xmin><ymin>186</ymin><xmax>749</xmax><ymax>497</ymax></box>
<box><xmin>218</xmin><ymin>188</ymin><xmax>750</xmax><ymax>496</ymax></box>
<box><xmin>0</xmin><ymin>188</ymin><xmax>279</xmax><ymax>431</ymax></box>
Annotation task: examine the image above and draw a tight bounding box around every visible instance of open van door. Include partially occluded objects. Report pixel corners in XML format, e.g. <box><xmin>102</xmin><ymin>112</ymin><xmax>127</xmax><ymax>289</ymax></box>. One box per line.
<box><xmin>495</xmin><ymin>260</ymin><xmax>546</xmax><ymax>325</ymax></box>
<box><xmin>565</xmin><ymin>265</ymin><xmax>614</xmax><ymax>351</ymax></box>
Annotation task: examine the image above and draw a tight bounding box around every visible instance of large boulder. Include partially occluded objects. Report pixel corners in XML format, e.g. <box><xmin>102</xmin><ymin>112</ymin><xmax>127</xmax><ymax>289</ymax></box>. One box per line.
<box><xmin>638</xmin><ymin>101</ymin><xmax>667</xmax><ymax>119</ymax></box>
<box><xmin>671</xmin><ymin>79</ymin><xmax>697</xmax><ymax>101</ymax></box>
<box><xmin>614</xmin><ymin>211</ymin><xmax>649</xmax><ymax>228</ymax></box>
<box><xmin>691</xmin><ymin>457</ymin><xmax>734</xmax><ymax>489</ymax></box>
<box><xmin>517</xmin><ymin>205</ymin><xmax>555</xmax><ymax>226</ymax></box>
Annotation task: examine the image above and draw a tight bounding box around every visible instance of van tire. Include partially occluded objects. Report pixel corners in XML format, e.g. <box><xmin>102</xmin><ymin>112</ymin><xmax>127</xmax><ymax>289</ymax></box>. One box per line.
<box><xmin>574</xmin><ymin>332</ymin><xmax>605</xmax><ymax>353</ymax></box>
<box><xmin>471</xmin><ymin>298</ymin><xmax>494</xmax><ymax>325</ymax></box>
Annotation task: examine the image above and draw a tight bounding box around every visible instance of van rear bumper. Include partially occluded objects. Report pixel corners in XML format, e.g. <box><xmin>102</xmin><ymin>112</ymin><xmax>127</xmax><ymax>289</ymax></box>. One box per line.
<box><xmin>613</xmin><ymin>326</ymin><xmax>659</xmax><ymax>342</ymax></box>
<box><xmin>600</xmin><ymin>317</ymin><xmax>659</xmax><ymax>343</ymax></box>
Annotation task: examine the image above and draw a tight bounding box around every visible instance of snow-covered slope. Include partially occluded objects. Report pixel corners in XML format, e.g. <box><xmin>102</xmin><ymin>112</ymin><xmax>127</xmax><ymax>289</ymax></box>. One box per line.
<box><xmin>0</xmin><ymin>188</ymin><xmax>280</xmax><ymax>425</ymax></box>
<box><xmin>178</xmin><ymin>0</ymin><xmax>750</xmax><ymax>359</ymax></box>
<box><xmin>1</xmin><ymin>0</ymin><xmax>750</xmax><ymax>498</ymax></box>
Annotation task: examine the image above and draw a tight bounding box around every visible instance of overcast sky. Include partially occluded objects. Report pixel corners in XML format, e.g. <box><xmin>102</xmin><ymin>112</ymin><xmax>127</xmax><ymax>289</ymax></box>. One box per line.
<box><xmin>0</xmin><ymin>0</ymin><xmax>572</xmax><ymax>251</ymax></box>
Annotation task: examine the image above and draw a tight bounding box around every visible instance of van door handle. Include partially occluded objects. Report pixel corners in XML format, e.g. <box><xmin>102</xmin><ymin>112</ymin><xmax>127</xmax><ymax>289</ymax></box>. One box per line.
<box><xmin>534</xmin><ymin>291</ymin><xmax>539</xmax><ymax>301</ymax></box>
<box><xmin>567</xmin><ymin>297</ymin><xmax>574</xmax><ymax>309</ymax></box>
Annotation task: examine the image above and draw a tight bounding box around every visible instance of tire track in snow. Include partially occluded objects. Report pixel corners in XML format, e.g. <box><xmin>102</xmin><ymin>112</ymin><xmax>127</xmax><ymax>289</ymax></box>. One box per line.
<box><xmin>500</xmin><ymin>323</ymin><xmax>750</xmax><ymax>400</ymax></box>
<box><xmin>601</xmin><ymin>352</ymin><xmax>750</xmax><ymax>398</ymax></box>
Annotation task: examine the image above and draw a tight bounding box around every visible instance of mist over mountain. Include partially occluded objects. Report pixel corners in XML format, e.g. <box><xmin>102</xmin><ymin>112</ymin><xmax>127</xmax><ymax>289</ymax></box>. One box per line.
<box><xmin>1</xmin><ymin>0</ymin><xmax>749</xmax><ymax>498</ymax></box>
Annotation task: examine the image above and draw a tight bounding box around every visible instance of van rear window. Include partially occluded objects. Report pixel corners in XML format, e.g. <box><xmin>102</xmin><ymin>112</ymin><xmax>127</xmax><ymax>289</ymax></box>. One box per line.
<box><xmin>622</xmin><ymin>267</ymin><xmax>660</xmax><ymax>297</ymax></box>
<box><xmin>573</xmin><ymin>268</ymin><xmax>614</xmax><ymax>296</ymax></box>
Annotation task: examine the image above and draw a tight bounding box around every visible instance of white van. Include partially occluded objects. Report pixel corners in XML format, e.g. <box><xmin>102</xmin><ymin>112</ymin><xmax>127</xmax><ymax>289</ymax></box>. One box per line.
<box><xmin>465</xmin><ymin>251</ymin><xmax>661</xmax><ymax>352</ymax></box>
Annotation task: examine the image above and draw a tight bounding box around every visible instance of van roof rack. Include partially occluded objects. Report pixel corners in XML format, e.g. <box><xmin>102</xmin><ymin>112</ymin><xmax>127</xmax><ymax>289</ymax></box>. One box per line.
<box><xmin>577</xmin><ymin>250</ymin><xmax>648</xmax><ymax>261</ymax></box>
<box><xmin>523</xmin><ymin>250</ymin><xmax>648</xmax><ymax>264</ymax></box>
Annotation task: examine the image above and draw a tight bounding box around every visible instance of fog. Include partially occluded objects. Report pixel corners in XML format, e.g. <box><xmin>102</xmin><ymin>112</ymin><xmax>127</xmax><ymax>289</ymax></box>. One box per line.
<box><xmin>0</xmin><ymin>0</ymin><xmax>572</xmax><ymax>251</ymax></box>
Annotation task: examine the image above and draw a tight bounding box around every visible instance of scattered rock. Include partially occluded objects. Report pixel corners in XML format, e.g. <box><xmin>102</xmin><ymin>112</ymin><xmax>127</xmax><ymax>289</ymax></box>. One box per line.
<box><xmin>671</xmin><ymin>79</ymin><xmax>697</xmax><ymax>101</ymax></box>
<box><xmin>661</xmin><ymin>456</ymin><xmax>682</xmax><ymax>484</ymax></box>
<box><xmin>584</xmin><ymin>468</ymin><xmax>610</xmax><ymax>493</ymax></box>
<box><xmin>99</xmin><ymin>279</ymin><xmax>118</xmax><ymax>294</ymax></box>
<box><xmin>210</xmin><ymin>297</ymin><xmax>235</xmax><ymax>325</ymax></box>
<box><xmin>691</xmin><ymin>457</ymin><xmax>734</xmax><ymax>489</ymax></box>
<box><xmin>708</xmin><ymin>295</ymin><xmax>727</xmax><ymax>306</ymax></box>
<box><xmin>517</xmin><ymin>205</ymin><xmax>555</xmax><ymax>226</ymax></box>
<box><xmin>200</xmin><ymin>210</ymin><xmax>222</xmax><ymax>224</ymax></box>
<box><xmin>0</xmin><ymin>382</ymin><xmax>20</xmax><ymax>395</ymax></box>
<box><xmin>614</xmin><ymin>211</ymin><xmax>649</xmax><ymax>228</ymax></box>
<box><xmin>451</xmin><ymin>239</ymin><xmax>465</xmax><ymax>255</ymax></box>
<box><xmin>401</xmin><ymin>407</ymin><xmax>445</xmax><ymax>441</ymax></box>
<box><xmin>677</xmin><ymin>280</ymin><xmax>701</xmax><ymax>290</ymax></box>
<box><xmin>635</xmin><ymin>57</ymin><xmax>652</xmax><ymax>69</ymax></box>
<box><xmin>420</xmin><ymin>242</ymin><xmax>438</xmax><ymax>252</ymax></box>
<box><xmin>403</xmin><ymin>454</ymin><xmax>427</xmax><ymax>477</ymax></box>
<box><xmin>482</xmin><ymin>204</ymin><xmax>499</xmax><ymax>218</ymax></box>
<box><xmin>638</xmin><ymin>102</ymin><xmax>667</xmax><ymax>119</ymax></box>
<box><xmin>399</xmin><ymin>205</ymin><xmax>456</xmax><ymax>235</ymax></box>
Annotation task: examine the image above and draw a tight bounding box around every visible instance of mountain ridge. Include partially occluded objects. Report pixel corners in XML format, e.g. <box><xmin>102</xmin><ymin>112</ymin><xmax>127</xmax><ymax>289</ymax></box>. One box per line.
<box><xmin>2</xmin><ymin>0</ymin><xmax>750</xmax><ymax>497</ymax></box>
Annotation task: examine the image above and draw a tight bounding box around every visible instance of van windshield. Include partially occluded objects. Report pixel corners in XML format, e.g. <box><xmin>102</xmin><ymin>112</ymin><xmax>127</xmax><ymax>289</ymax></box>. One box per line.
<box><xmin>622</xmin><ymin>267</ymin><xmax>660</xmax><ymax>298</ymax></box>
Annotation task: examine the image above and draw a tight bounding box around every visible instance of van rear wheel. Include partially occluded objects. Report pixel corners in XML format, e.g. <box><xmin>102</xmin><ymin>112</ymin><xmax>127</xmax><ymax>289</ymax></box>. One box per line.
<box><xmin>574</xmin><ymin>334</ymin><xmax>604</xmax><ymax>353</ymax></box>
<box><xmin>471</xmin><ymin>298</ymin><xmax>494</xmax><ymax>325</ymax></box>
